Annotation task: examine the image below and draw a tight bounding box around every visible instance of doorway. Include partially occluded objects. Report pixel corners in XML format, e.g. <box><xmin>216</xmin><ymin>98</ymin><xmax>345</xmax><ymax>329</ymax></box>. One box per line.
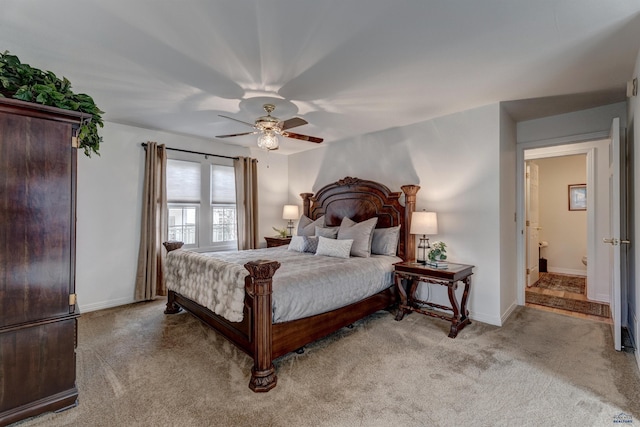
<box><xmin>524</xmin><ymin>154</ymin><xmax>611</xmax><ymax>320</ymax></box>
<box><xmin>517</xmin><ymin>139</ymin><xmax>612</xmax><ymax>312</ymax></box>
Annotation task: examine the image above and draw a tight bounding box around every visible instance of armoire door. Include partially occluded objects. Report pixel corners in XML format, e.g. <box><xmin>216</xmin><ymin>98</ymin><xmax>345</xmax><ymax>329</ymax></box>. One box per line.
<box><xmin>0</xmin><ymin>109</ymin><xmax>77</xmax><ymax>327</ymax></box>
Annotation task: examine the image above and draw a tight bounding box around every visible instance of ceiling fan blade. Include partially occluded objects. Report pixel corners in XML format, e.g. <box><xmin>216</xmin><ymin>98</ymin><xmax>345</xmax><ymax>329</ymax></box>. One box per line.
<box><xmin>215</xmin><ymin>131</ymin><xmax>258</xmax><ymax>138</ymax></box>
<box><xmin>219</xmin><ymin>114</ymin><xmax>256</xmax><ymax>128</ymax></box>
<box><xmin>282</xmin><ymin>131</ymin><xmax>323</xmax><ymax>143</ymax></box>
<box><xmin>280</xmin><ymin>117</ymin><xmax>308</xmax><ymax>130</ymax></box>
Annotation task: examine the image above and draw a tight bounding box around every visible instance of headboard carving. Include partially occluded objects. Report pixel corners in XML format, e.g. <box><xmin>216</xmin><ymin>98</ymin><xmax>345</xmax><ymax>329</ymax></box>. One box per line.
<box><xmin>300</xmin><ymin>177</ymin><xmax>420</xmax><ymax>261</ymax></box>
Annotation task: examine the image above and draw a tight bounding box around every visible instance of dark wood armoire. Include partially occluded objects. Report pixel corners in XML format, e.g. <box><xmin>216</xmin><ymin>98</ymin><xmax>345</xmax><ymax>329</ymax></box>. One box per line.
<box><xmin>0</xmin><ymin>98</ymin><xmax>84</xmax><ymax>426</ymax></box>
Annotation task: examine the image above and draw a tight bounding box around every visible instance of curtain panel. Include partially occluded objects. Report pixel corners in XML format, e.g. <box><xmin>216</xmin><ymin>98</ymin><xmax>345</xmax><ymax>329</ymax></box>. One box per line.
<box><xmin>135</xmin><ymin>142</ymin><xmax>168</xmax><ymax>300</ymax></box>
<box><xmin>234</xmin><ymin>157</ymin><xmax>259</xmax><ymax>250</ymax></box>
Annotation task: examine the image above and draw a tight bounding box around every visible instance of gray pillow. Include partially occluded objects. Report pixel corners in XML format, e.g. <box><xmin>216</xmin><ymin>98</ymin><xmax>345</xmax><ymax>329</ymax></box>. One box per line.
<box><xmin>304</xmin><ymin>236</ymin><xmax>319</xmax><ymax>253</ymax></box>
<box><xmin>337</xmin><ymin>217</ymin><xmax>378</xmax><ymax>257</ymax></box>
<box><xmin>371</xmin><ymin>226</ymin><xmax>401</xmax><ymax>256</ymax></box>
<box><xmin>315</xmin><ymin>226</ymin><xmax>338</xmax><ymax>239</ymax></box>
<box><xmin>297</xmin><ymin>215</ymin><xmax>324</xmax><ymax>237</ymax></box>
<box><xmin>315</xmin><ymin>236</ymin><xmax>353</xmax><ymax>259</ymax></box>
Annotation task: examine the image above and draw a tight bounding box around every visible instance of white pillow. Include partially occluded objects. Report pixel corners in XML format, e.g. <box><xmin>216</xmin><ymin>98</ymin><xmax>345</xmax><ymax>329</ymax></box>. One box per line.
<box><xmin>287</xmin><ymin>236</ymin><xmax>307</xmax><ymax>252</ymax></box>
<box><xmin>297</xmin><ymin>215</ymin><xmax>324</xmax><ymax>237</ymax></box>
<box><xmin>371</xmin><ymin>226</ymin><xmax>401</xmax><ymax>256</ymax></box>
<box><xmin>315</xmin><ymin>236</ymin><xmax>353</xmax><ymax>259</ymax></box>
<box><xmin>337</xmin><ymin>217</ymin><xmax>378</xmax><ymax>257</ymax></box>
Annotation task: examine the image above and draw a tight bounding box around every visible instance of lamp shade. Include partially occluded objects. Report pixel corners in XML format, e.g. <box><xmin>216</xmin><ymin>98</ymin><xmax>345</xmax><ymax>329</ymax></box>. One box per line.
<box><xmin>282</xmin><ymin>205</ymin><xmax>299</xmax><ymax>220</ymax></box>
<box><xmin>410</xmin><ymin>211</ymin><xmax>438</xmax><ymax>235</ymax></box>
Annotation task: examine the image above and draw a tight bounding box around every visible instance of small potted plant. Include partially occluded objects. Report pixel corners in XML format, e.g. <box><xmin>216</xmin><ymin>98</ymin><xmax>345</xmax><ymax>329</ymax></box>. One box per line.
<box><xmin>0</xmin><ymin>51</ymin><xmax>104</xmax><ymax>156</ymax></box>
<box><xmin>272</xmin><ymin>227</ymin><xmax>287</xmax><ymax>238</ymax></box>
<box><xmin>428</xmin><ymin>241</ymin><xmax>448</xmax><ymax>268</ymax></box>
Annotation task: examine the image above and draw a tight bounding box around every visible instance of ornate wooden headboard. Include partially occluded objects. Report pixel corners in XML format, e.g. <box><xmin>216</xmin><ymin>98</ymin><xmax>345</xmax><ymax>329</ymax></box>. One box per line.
<box><xmin>300</xmin><ymin>177</ymin><xmax>420</xmax><ymax>261</ymax></box>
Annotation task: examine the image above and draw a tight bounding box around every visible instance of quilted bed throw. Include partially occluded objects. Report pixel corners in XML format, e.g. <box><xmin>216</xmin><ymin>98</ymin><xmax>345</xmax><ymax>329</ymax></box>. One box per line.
<box><xmin>164</xmin><ymin>250</ymin><xmax>246</xmax><ymax>322</ymax></box>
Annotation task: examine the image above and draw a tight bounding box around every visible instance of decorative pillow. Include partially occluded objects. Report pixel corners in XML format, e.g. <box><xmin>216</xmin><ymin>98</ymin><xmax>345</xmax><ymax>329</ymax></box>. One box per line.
<box><xmin>315</xmin><ymin>236</ymin><xmax>353</xmax><ymax>259</ymax></box>
<box><xmin>371</xmin><ymin>226</ymin><xmax>401</xmax><ymax>256</ymax></box>
<box><xmin>315</xmin><ymin>226</ymin><xmax>338</xmax><ymax>239</ymax></box>
<box><xmin>287</xmin><ymin>236</ymin><xmax>307</xmax><ymax>252</ymax></box>
<box><xmin>337</xmin><ymin>217</ymin><xmax>378</xmax><ymax>257</ymax></box>
<box><xmin>304</xmin><ymin>236</ymin><xmax>319</xmax><ymax>253</ymax></box>
<box><xmin>297</xmin><ymin>215</ymin><xmax>324</xmax><ymax>237</ymax></box>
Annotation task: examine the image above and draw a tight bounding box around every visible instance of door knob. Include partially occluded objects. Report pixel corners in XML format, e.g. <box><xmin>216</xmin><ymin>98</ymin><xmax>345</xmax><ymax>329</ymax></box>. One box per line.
<box><xmin>621</xmin><ymin>240</ymin><xmax>631</xmax><ymax>245</ymax></box>
<box><xmin>603</xmin><ymin>238</ymin><xmax>619</xmax><ymax>245</ymax></box>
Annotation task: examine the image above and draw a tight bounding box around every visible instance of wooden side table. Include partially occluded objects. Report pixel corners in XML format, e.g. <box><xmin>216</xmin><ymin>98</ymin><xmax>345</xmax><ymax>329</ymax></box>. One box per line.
<box><xmin>265</xmin><ymin>236</ymin><xmax>292</xmax><ymax>248</ymax></box>
<box><xmin>394</xmin><ymin>261</ymin><xmax>474</xmax><ymax>338</ymax></box>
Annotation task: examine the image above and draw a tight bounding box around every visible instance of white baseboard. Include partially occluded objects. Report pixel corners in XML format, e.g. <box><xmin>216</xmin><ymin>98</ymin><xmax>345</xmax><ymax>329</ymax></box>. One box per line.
<box><xmin>547</xmin><ymin>267</ymin><xmax>587</xmax><ymax>277</ymax></box>
<box><xmin>79</xmin><ymin>296</ymin><xmax>135</xmax><ymax>313</ymax></box>
<box><xmin>594</xmin><ymin>293</ymin><xmax>610</xmax><ymax>304</ymax></box>
<box><xmin>499</xmin><ymin>301</ymin><xmax>518</xmax><ymax>326</ymax></box>
<box><xmin>469</xmin><ymin>310</ymin><xmax>502</xmax><ymax>327</ymax></box>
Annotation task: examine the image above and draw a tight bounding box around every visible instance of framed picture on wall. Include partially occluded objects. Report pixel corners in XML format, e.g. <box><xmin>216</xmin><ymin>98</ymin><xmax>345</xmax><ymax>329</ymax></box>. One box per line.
<box><xmin>568</xmin><ymin>184</ymin><xmax>587</xmax><ymax>211</ymax></box>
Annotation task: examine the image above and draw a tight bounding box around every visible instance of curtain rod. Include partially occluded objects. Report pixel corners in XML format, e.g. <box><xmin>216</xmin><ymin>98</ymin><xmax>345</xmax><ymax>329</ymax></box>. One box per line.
<box><xmin>141</xmin><ymin>142</ymin><xmax>239</xmax><ymax>161</ymax></box>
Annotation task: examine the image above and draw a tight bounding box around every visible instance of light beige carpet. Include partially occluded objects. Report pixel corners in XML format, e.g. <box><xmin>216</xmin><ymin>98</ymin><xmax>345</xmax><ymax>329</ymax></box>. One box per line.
<box><xmin>15</xmin><ymin>300</ymin><xmax>640</xmax><ymax>427</ymax></box>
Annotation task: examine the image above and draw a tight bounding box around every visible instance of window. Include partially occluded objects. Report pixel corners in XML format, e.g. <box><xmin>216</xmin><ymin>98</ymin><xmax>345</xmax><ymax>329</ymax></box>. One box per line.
<box><xmin>168</xmin><ymin>205</ymin><xmax>197</xmax><ymax>245</ymax></box>
<box><xmin>211</xmin><ymin>164</ymin><xmax>237</xmax><ymax>244</ymax></box>
<box><xmin>167</xmin><ymin>157</ymin><xmax>236</xmax><ymax>251</ymax></box>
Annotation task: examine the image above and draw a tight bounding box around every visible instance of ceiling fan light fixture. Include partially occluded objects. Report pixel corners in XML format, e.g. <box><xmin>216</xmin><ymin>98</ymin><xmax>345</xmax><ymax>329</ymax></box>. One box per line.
<box><xmin>216</xmin><ymin>103</ymin><xmax>322</xmax><ymax>146</ymax></box>
<box><xmin>257</xmin><ymin>131</ymin><xmax>279</xmax><ymax>150</ymax></box>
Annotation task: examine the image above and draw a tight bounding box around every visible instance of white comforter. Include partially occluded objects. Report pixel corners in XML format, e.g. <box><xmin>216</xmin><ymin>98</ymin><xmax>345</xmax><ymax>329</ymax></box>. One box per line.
<box><xmin>165</xmin><ymin>246</ymin><xmax>400</xmax><ymax>324</ymax></box>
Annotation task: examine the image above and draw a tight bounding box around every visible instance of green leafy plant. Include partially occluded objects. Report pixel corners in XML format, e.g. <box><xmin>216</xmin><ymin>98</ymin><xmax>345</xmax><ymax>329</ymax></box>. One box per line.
<box><xmin>272</xmin><ymin>227</ymin><xmax>287</xmax><ymax>238</ymax></box>
<box><xmin>0</xmin><ymin>51</ymin><xmax>104</xmax><ymax>156</ymax></box>
<box><xmin>428</xmin><ymin>241</ymin><xmax>447</xmax><ymax>261</ymax></box>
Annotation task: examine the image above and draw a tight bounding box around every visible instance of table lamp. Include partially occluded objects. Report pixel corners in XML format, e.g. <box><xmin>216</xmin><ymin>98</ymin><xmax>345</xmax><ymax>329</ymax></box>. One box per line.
<box><xmin>282</xmin><ymin>205</ymin><xmax>299</xmax><ymax>237</ymax></box>
<box><xmin>410</xmin><ymin>210</ymin><xmax>438</xmax><ymax>264</ymax></box>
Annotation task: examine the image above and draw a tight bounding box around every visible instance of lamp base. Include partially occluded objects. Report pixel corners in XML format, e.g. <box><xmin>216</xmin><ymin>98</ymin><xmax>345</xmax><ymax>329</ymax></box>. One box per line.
<box><xmin>417</xmin><ymin>235</ymin><xmax>430</xmax><ymax>266</ymax></box>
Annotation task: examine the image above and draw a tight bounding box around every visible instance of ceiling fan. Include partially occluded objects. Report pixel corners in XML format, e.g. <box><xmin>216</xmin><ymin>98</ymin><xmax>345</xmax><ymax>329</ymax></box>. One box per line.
<box><xmin>216</xmin><ymin>104</ymin><xmax>323</xmax><ymax>150</ymax></box>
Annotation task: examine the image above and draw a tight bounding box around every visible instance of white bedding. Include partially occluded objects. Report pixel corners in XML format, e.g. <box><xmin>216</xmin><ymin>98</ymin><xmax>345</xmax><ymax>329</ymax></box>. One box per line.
<box><xmin>165</xmin><ymin>246</ymin><xmax>400</xmax><ymax>324</ymax></box>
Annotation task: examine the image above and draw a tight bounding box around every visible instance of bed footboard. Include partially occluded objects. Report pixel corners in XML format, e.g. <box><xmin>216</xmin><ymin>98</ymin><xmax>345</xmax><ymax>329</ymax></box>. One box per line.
<box><xmin>163</xmin><ymin>241</ymin><xmax>281</xmax><ymax>392</ymax></box>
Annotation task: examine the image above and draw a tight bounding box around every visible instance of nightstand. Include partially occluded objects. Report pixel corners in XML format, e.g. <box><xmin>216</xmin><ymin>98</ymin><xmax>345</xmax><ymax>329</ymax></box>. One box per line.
<box><xmin>394</xmin><ymin>261</ymin><xmax>474</xmax><ymax>338</ymax></box>
<box><xmin>265</xmin><ymin>236</ymin><xmax>292</xmax><ymax>248</ymax></box>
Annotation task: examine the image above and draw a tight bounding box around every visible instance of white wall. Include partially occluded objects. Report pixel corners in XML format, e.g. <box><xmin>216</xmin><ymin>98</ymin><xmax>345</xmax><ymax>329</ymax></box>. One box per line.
<box><xmin>536</xmin><ymin>155</ymin><xmax>587</xmax><ymax>275</ymax></box>
<box><xmin>289</xmin><ymin>104</ymin><xmax>507</xmax><ymax>326</ymax></box>
<box><xmin>500</xmin><ymin>108</ymin><xmax>518</xmax><ymax>322</ymax></box>
<box><xmin>629</xmin><ymin>47</ymin><xmax>639</xmax><ymax>365</ymax></box>
<box><xmin>517</xmin><ymin>102</ymin><xmax>627</xmax><ymax>144</ymax></box>
<box><xmin>76</xmin><ymin>122</ymin><xmax>289</xmax><ymax>312</ymax></box>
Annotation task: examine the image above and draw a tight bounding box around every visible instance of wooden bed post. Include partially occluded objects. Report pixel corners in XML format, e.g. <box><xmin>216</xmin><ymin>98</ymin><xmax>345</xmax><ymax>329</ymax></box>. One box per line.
<box><xmin>244</xmin><ymin>260</ymin><xmax>281</xmax><ymax>392</ymax></box>
<box><xmin>401</xmin><ymin>185</ymin><xmax>420</xmax><ymax>262</ymax></box>
<box><xmin>163</xmin><ymin>241</ymin><xmax>184</xmax><ymax>314</ymax></box>
<box><xmin>300</xmin><ymin>192</ymin><xmax>313</xmax><ymax>217</ymax></box>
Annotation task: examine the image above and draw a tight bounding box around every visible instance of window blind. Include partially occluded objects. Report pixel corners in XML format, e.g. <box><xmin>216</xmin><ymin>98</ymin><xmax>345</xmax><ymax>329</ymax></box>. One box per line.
<box><xmin>211</xmin><ymin>165</ymin><xmax>236</xmax><ymax>204</ymax></box>
<box><xmin>167</xmin><ymin>159</ymin><xmax>201</xmax><ymax>203</ymax></box>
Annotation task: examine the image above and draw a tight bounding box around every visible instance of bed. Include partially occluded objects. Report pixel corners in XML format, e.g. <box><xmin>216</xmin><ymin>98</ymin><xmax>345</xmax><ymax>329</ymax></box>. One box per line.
<box><xmin>163</xmin><ymin>177</ymin><xmax>420</xmax><ymax>392</ymax></box>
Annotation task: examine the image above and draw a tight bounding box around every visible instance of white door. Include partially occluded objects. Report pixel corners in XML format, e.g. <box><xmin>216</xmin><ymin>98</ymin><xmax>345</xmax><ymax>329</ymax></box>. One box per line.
<box><xmin>526</xmin><ymin>162</ymin><xmax>540</xmax><ymax>286</ymax></box>
<box><xmin>604</xmin><ymin>117</ymin><xmax>622</xmax><ymax>351</ymax></box>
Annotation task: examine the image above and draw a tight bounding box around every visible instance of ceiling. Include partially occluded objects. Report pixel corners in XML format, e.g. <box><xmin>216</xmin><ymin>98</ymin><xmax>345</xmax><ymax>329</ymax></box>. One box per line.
<box><xmin>2</xmin><ymin>1</ymin><xmax>640</xmax><ymax>154</ymax></box>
